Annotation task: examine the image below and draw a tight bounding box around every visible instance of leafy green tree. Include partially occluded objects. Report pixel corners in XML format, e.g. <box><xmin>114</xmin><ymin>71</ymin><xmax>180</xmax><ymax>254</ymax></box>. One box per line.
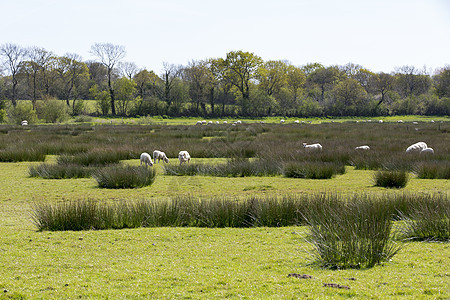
<box><xmin>395</xmin><ymin>66</ymin><xmax>431</xmax><ymax>98</ymax></box>
<box><xmin>160</xmin><ymin>62</ymin><xmax>182</xmax><ymax>114</ymax></box>
<box><xmin>183</xmin><ymin>60</ymin><xmax>213</xmax><ymax>115</ymax></box>
<box><xmin>433</xmin><ymin>66</ymin><xmax>450</xmax><ymax>99</ymax></box>
<box><xmin>371</xmin><ymin>72</ymin><xmax>395</xmax><ymax>109</ymax></box>
<box><xmin>54</xmin><ymin>53</ymin><xmax>89</xmax><ymax>113</ymax></box>
<box><xmin>90</xmin><ymin>84</ymin><xmax>110</xmax><ymax>115</ymax></box>
<box><xmin>307</xmin><ymin>66</ymin><xmax>340</xmax><ymax>102</ymax></box>
<box><xmin>7</xmin><ymin>101</ymin><xmax>37</xmax><ymax>124</ymax></box>
<box><xmin>223</xmin><ymin>50</ymin><xmax>262</xmax><ymax>115</ymax></box>
<box><xmin>256</xmin><ymin>60</ymin><xmax>288</xmax><ymax>97</ymax></box>
<box><xmin>114</xmin><ymin>77</ymin><xmax>137</xmax><ymax>116</ymax></box>
<box><xmin>36</xmin><ymin>99</ymin><xmax>69</xmax><ymax>123</ymax></box>
<box><xmin>286</xmin><ymin>65</ymin><xmax>306</xmax><ymax>103</ymax></box>
<box><xmin>331</xmin><ymin>78</ymin><xmax>367</xmax><ymax>115</ymax></box>
<box><xmin>133</xmin><ymin>69</ymin><xmax>161</xmax><ymax>115</ymax></box>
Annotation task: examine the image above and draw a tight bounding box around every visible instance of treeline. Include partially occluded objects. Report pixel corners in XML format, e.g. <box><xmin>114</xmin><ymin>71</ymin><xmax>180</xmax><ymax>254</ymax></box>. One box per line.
<box><xmin>0</xmin><ymin>43</ymin><xmax>449</xmax><ymax>120</ymax></box>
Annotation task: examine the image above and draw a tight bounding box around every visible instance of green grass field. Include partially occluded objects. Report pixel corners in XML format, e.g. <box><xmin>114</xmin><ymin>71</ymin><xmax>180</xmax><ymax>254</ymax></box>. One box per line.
<box><xmin>0</xmin><ymin>155</ymin><xmax>449</xmax><ymax>299</ymax></box>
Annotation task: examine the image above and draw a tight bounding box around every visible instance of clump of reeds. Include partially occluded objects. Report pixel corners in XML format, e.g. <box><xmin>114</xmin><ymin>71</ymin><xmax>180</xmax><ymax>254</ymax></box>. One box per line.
<box><xmin>283</xmin><ymin>161</ymin><xmax>346</xmax><ymax>179</ymax></box>
<box><xmin>397</xmin><ymin>200</ymin><xmax>450</xmax><ymax>241</ymax></box>
<box><xmin>414</xmin><ymin>161</ymin><xmax>450</xmax><ymax>179</ymax></box>
<box><xmin>302</xmin><ymin>195</ymin><xmax>401</xmax><ymax>269</ymax></box>
<box><xmin>374</xmin><ymin>170</ymin><xmax>409</xmax><ymax>188</ymax></box>
<box><xmin>93</xmin><ymin>165</ymin><xmax>156</xmax><ymax>189</ymax></box>
<box><xmin>29</xmin><ymin>163</ymin><xmax>94</xmax><ymax>179</ymax></box>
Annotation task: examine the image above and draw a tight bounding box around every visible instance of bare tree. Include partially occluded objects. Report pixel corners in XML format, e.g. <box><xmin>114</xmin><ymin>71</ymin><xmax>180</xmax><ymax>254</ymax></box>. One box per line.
<box><xmin>119</xmin><ymin>61</ymin><xmax>139</xmax><ymax>80</ymax></box>
<box><xmin>90</xmin><ymin>43</ymin><xmax>126</xmax><ymax>115</ymax></box>
<box><xmin>0</xmin><ymin>43</ymin><xmax>27</xmax><ymax>107</ymax></box>
<box><xmin>160</xmin><ymin>62</ymin><xmax>182</xmax><ymax>112</ymax></box>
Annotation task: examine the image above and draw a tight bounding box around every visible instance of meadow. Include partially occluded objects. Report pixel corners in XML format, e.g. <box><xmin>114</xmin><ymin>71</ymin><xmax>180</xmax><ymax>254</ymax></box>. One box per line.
<box><xmin>0</xmin><ymin>118</ymin><xmax>449</xmax><ymax>299</ymax></box>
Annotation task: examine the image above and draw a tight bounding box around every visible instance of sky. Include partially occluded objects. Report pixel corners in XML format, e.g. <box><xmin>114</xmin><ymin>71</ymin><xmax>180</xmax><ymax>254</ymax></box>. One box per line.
<box><xmin>1</xmin><ymin>0</ymin><xmax>449</xmax><ymax>74</ymax></box>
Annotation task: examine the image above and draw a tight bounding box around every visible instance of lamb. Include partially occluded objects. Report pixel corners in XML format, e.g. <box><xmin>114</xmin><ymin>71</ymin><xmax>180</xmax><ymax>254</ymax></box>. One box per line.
<box><xmin>405</xmin><ymin>142</ymin><xmax>428</xmax><ymax>153</ymax></box>
<box><xmin>178</xmin><ymin>151</ymin><xmax>191</xmax><ymax>165</ymax></box>
<box><xmin>303</xmin><ymin>143</ymin><xmax>323</xmax><ymax>152</ymax></box>
<box><xmin>153</xmin><ymin>150</ymin><xmax>169</xmax><ymax>163</ymax></box>
<box><xmin>420</xmin><ymin>147</ymin><xmax>434</xmax><ymax>155</ymax></box>
<box><xmin>140</xmin><ymin>152</ymin><xmax>154</xmax><ymax>167</ymax></box>
<box><xmin>355</xmin><ymin>145</ymin><xmax>370</xmax><ymax>150</ymax></box>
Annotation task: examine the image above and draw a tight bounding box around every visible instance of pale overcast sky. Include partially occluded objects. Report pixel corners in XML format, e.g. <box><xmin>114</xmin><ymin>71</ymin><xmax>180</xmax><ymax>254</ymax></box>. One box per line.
<box><xmin>2</xmin><ymin>0</ymin><xmax>449</xmax><ymax>74</ymax></box>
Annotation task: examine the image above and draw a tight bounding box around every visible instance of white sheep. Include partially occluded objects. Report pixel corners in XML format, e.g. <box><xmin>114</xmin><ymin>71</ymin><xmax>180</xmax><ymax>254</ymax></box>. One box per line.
<box><xmin>236</xmin><ymin>120</ymin><xmax>242</xmax><ymax>124</ymax></box>
<box><xmin>140</xmin><ymin>152</ymin><xmax>154</xmax><ymax>167</ymax></box>
<box><xmin>280</xmin><ymin>119</ymin><xmax>285</xmax><ymax>124</ymax></box>
<box><xmin>355</xmin><ymin>145</ymin><xmax>370</xmax><ymax>150</ymax></box>
<box><xmin>208</xmin><ymin>121</ymin><xmax>213</xmax><ymax>125</ymax></box>
<box><xmin>223</xmin><ymin>121</ymin><xmax>228</xmax><ymax>124</ymax></box>
<box><xmin>378</xmin><ymin>120</ymin><xmax>383</xmax><ymax>123</ymax></box>
<box><xmin>294</xmin><ymin>120</ymin><xmax>299</xmax><ymax>124</ymax></box>
<box><xmin>303</xmin><ymin>143</ymin><xmax>323</xmax><ymax>152</ymax></box>
<box><xmin>431</xmin><ymin>120</ymin><xmax>435</xmax><ymax>123</ymax></box>
<box><xmin>21</xmin><ymin>120</ymin><xmax>28</xmax><ymax>126</ymax></box>
<box><xmin>216</xmin><ymin>121</ymin><xmax>220</xmax><ymax>124</ymax></box>
<box><xmin>420</xmin><ymin>147</ymin><xmax>434</xmax><ymax>155</ymax></box>
<box><xmin>153</xmin><ymin>150</ymin><xmax>169</xmax><ymax>163</ymax></box>
<box><xmin>398</xmin><ymin>120</ymin><xmax>404</xmax><ymax>123</ymax></box>
<box><xmin>196</xmin><ymin>121</ymin><xmax>202</xmax><ymax>125</ymax></box>
<box><xmin>201</xmin><ymin>120</ymin><xmax>207</xmax><ymax>125</ymax></box>
<box><xmin>412</xmin><ymin>121</ymin><xmax>418</xmax><ymax>125</ymax></box>
<box><xmin>178</xmin><ymin>151</ymin><xmax>191</xmax><ymax>165</ymax></box>
<box><xmin>405</xmin><ymin>142</ymin><xmax>428</xmax><ymax>153</ymax></box>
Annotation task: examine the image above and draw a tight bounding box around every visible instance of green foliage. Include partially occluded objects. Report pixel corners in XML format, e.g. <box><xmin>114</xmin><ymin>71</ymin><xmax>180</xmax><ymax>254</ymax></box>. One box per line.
<box><xmin>90</xmin><ymin>84</ymin><xmax>110</xmax><ymax>115</ymax></box>
<box><xmin>36</xmin><ymin>99</ymin><xmax>70</xmax><ymax>123</ymax></box>
<box><xmin>114</xmin><ymin>77</ymin><xmax>137</xmax><ymax>116</ymax></box>
<box><xmin>0</xmin><ymin>108</ymin><xmax>6</xmax><ymax>122</ymax></box>
<box><xmin>374</xmin><ymin>170</ymin><xmax>409</xmax><ymax>188</ymax></box>
<box><xmin>93</xmin><ymin>165</ymin><xmax>157</xmax><ymax>189</ymax></box>
<box><xmin>7</xmin><ymin>101</ymin><xmax>37</xmax><ymax>124</ymax></box>
<box><xmin>303</xmin><ymin>195</ymin><xmax>400</xmax><ymax>269</ymax></box>
<box><xmin>414</xmin><ymin>161</ymin><xmax>450</xmax><ymax>179</ymax></box>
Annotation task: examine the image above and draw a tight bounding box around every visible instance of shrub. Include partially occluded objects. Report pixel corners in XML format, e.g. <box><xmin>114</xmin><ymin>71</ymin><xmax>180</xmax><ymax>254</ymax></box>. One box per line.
<box><xmin>7</xmin><ymin>101</ymin><xmax>37</xmax><ymax>125</ymax></box>
<box><xmin>0</xmin><ymin>148</ymin><xmax>46</xmax><ymax>162</ymax></box>
<box><xmin>93</xmin><ymin>165</ymin><xmax>157</xmax><ymax>189</ymax></box>
<box><xmin>302</xmin><ymin>195</ymin><xmax>400</xmax><ymax>269</ymax></box>
<box><xmin>0</xmin><ymin>109</ymin><xmax>7</xmax><ymax>123</ymax></box>
<box><xmin>36</xmin><ymin>99</ymin><xmax>70</xmax><ymax>123</ymax></box>
<box><xmin>374</xmin><ymin>170</ymin><xmax>409</xmax><ymax>188</ymax></box>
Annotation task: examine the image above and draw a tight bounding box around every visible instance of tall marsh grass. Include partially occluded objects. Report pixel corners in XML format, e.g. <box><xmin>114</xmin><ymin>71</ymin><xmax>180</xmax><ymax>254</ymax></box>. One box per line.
<box><xmin>31</xmin><ymin>193</ymin><xmax>448</xmax><ymax>231</ymax></box>
<box><xmin>374</xmin><ymin>170</ymin><xmax>409</xmax><ymax>188</ymax></box>
<box><xmin>93</xmin><ymin>165</ymin><xmax>157</xmax><ymax>189</ymax></box>
<box><xmin>303</xmin><ymin>195</ymin><xmax>400</xmax><ymax>269</ymax></box>
<box><xmin>29</xmin><ymin>163</ymin><xmax>94</xmax><ymax>179</ymax></box>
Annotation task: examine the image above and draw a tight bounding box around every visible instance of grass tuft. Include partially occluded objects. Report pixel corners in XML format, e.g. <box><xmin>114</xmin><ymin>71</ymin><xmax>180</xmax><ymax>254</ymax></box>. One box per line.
<box><xmin>374</xmin><ymin>170</ymin><xmax>409</xmax><ymax>188</ymax></box>
<box><xmin>93</xmin><ymin>165</ymin><xmax>157</xmax><ymax>189</ymax></box>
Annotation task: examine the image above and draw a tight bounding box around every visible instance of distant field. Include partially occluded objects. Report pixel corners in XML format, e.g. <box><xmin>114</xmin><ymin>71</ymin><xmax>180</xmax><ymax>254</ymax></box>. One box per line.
<box><xmin>0</xmin><ymin>121</ymin><xmax>448</xmax><ymax>299</ymax></box>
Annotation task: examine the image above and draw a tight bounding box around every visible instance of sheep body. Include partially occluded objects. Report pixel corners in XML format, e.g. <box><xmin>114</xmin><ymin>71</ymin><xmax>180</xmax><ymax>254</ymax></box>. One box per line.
<box><xmin>153</xmin><ymin>150</ymin><xmax>169</xmax><ymax>163</ymax></box>
<box><xmin>140</xmin><ymin>152</ymin><xmax>154</xmax><ymax>167</ymax></box>
<box><xmin>406</xmin><ymin>142</ymin><xmax>428</xmax><ymax>153</ymax></box>
<box><xmin>355</xmin><ymin>145</ymin><xmax>370</xmax><ymax>150</ymax></box>
<box><xmin>420</xmin><ymin>147</ymin><xmax>434</xmax><ymax>155</ymax></box>
<box><xmin>303</xmin><ymin>143</ymin><xmax>323</xmax><ymax>152</ymax></box>
<box><xmin>21</xmin><ymin>120</ymin><xmax>28</xmax><ymax>126</ymax></box>
<box><xmin>178</xmin><ymin>151</ymin><xmax>191</xmax><ymax>165</ymax></box>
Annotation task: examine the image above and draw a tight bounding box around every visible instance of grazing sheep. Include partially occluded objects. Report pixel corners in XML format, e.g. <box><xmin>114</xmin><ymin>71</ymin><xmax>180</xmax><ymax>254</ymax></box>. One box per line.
<box><xmin>216</xmin><ymin>121</ymin><xmax>220</xmax><ymax>124</ymax></box>
<box><xmin>406</xmin><ymin>142</ymin><xmax>428</xmax><ymax>153</ymax></box>
<box><xmin>201</xmin><ymin>120</ymin><xmax>207</xmax><ymax>125</ymax></box>
<box><xmin>260</xmin><ymin>121</ymin><xmax>265</xmax><ymax>124</ymax></box>
<box><xmin>153</xmin><ymin>150</ymin><xmax>169</xmax><ymax>163</ymax></box>
<box><xmin>236</xmin><ymin>120</ymin><xmax>242</xmax><ymax>124</ymax></box>
<box><xmin>355</xmin><ymin>145</ymin><xmax>370</xmax><ymax>150</ymax></box>
<box><xmin>398</xmin><ymin>120</ymin><xmax>404</xmax><ymax>123</ymax></box>
<box><xmin>140</xmin><ymin>152</ymin><xmax>154</xmax><ymax>167</ymax></box>
<box><xmin>378</xmin><ymin>120</ymin><xmax>383</xmax><ymax>123</ymax></box>
<box><xmin>178</xmin><ymin>151</ymin><xmax>191</xmax><ymax>165</ymax></box>
<box><xmin>280</xmin><ymin>119</ymin><xmax>285</xmax><ymax>124</ymax></box>
<box><xmin>223</xmin><ymin>121</ymin><xmax>228</xmax><ymax>124</ymax></box>
<box><xmin>303</xmin><ymin>143</ymin><xmax>323</xmax><ymax>152</ymax></box>
<box><xmin>420</xmin><ymin>147</ymin><xmax>434</xmax><ymax>155</ymax></box>
<box><xmin>294</xmin><ymin>120</ymin><xmax>300</xmax><ymax>124</ymax></box>
<box><xmin>21</xmin><ymin>120</ymin><xmax>28</xmax><ymax>126</ymax></box>
<box><xmin>431</xmin><ymin>120</ymin><xmax>435</xmax><ymax>123</ymax></box>
<box><xmin>196</xmin><ymin>121</ymin><xmax>202</xmax><ymax>125</ymax></box>
<box><xmin>412</xmin><ymin>121</ymin><xmax>418</xmax><ymax>125</ymax></box>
